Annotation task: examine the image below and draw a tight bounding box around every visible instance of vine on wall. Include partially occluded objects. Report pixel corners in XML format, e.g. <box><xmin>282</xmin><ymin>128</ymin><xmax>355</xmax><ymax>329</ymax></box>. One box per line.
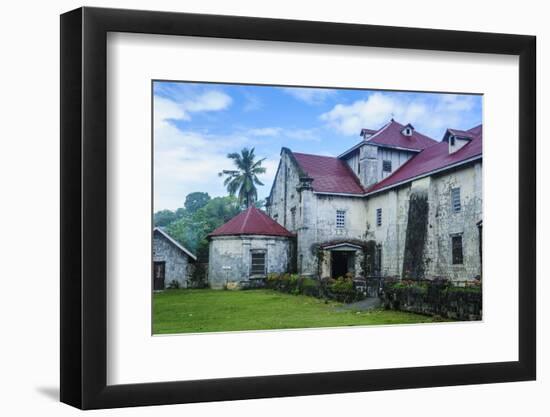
<box><xmin>402</xmin><ymin>192</ymin><xmax>429</xmax><ymax>279</ymax></box>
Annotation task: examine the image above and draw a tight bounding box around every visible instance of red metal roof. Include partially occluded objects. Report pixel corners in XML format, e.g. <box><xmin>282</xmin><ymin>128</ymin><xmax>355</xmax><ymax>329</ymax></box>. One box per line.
<box><xmin>446</xmin><ymin>128</ymin><xmax>475</xmax><ymax>140</ymax></box>
<box><xmin>292</xmin><ymin>152</ymin><xmax>365</xmax><ymax>195</ymax></box>
<box><xmin>208</xmin><ymin>206</ymin><xmax>295</xmax><ymax>237</ymax></box>
<box><xmin>367</xmin><ymin>124</ymin><xmax>482</xmax><ymax>194</ymax></box>
<box><xmin>366</xmin><ymin>120</ymin><xmax>438</xmax><ymax>150</ymax></box>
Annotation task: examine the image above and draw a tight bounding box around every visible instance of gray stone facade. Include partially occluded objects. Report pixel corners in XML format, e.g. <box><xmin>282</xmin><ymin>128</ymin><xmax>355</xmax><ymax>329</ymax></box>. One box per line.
<box><xmin>267</xmin><ymin>148</ymin><xmax>482</xmax><ymax>282</ymax></box>
<box><xmin>153</xmin><ymin>228</ymin><xmax>196</xmax><ymax>289</ymax></box>
<box><xmin>208</xmin><ymin>235</ymin><xmax>293</xmax><ymax>289</ymax></box>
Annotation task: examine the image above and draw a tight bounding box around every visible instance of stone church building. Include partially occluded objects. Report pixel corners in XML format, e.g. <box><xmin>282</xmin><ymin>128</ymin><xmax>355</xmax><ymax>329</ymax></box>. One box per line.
<box><xmin>209</xmin><ymin>119</ymin><xmax>482</xmax><ymax>286</ymax></box>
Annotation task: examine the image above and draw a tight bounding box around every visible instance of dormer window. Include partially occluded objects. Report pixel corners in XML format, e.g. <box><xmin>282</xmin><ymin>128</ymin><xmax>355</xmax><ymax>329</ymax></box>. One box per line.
<box><xmin>445</xmin><ymin>129</ymin><xmax>473</xmax><ymax>154</ymax></box>
<box><xmin>401</xmin><ymin>123</ymin><xmax>414</xmax><ymax>137</ymax></box>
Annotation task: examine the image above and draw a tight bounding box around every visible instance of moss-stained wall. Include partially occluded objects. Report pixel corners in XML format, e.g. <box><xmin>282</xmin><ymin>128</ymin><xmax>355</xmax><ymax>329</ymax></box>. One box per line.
<box><xmin>402</xmin><ymin>191</ymin><xmax>429</xmax><ymax>279</ymax></box>
<box><xmin>365</xmin><ymin>162</ymin><xmax>482</xmax><ymax>280</ymax></box>
<box><xmin>153</xmin><ymin>232</ymin><xmax>194</xmax><ymax>288</ymax></box>
<box><xmin>208</xmin><ymin>235</ymin><xmax>292</xmax><ymax>289</ymax></box>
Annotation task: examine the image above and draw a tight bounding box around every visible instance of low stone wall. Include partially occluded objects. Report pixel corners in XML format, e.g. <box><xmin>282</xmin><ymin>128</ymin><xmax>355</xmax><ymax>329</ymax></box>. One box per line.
<box><xmin>381</xmin><ymin>280</ymin><xmax>482</xmax><ymax>321</ymax></box>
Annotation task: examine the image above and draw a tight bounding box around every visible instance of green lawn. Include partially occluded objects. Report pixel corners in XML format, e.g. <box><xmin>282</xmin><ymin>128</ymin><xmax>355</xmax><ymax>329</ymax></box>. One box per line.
<box><xmin>153</xmin><ymin>289</ymin><xmax>442</xmax><ymax>334</ymax></box>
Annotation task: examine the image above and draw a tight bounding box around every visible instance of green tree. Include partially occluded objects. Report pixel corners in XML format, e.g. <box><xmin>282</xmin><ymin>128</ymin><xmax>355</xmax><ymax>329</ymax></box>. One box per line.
<box><xmin>218</xmin><ymin>147</ymin><xmax>266</xmax><ymax>207</ymax></box>
<box><xmin>166</xmin><ymin>195</ymin><xmax>241</xmax><ymax>261</ymax></box>
<box><xmin>153</xmin><ymin>209</ymin><xmax>177</xmax><ymax>227</ymax></box>
<box><xmin>184</xmin><ymin>192</ymin><xmax>211</xmax><ymax>214</ymax></box>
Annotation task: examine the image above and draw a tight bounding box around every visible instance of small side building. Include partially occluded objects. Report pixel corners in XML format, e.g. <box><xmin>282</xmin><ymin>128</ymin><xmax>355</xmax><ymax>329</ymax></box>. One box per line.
<box><xmin>207</xmin><ymin>206</ymin><xmax>295</xmax><ymax>289</ymax></box>
<box><xmin>153</xmin><ymin>227</ymin><xmax>197</xmax><ymax>290</ymax></box>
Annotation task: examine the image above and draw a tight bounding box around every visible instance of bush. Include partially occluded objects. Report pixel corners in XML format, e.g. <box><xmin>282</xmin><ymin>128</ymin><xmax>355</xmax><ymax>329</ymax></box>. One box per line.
<box><xmin>328</xmin><ymin>277</ymin><xmax>364</xmax><ymax>303</ymax></box>
<box><xmin>266</xmin><ymin>273</ymin><xmax>364</xmax><ymax>303</ymax></box>
<box><xmin>166</xmin><ymin>280</ymin><xmax>180</xmax><ymax>289</ymax></box>
<box><xmin>300</xmin><ymin>277</ymin><xmax>319</xmax><ymax>297</ymax></box>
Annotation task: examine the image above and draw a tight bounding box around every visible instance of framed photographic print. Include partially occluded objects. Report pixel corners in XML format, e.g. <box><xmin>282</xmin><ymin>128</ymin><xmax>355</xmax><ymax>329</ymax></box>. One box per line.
<box><xmin>60</xmin><ymin>6</ymin><xmax>536</xmax><ymax>410</ymax></box>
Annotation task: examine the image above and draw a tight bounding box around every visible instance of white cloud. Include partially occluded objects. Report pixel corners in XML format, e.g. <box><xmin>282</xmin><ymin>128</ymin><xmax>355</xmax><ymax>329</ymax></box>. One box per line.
<box><xmin>248</xmin><ymin>127</ymin><xmax>283</xmax><ymax>137</ymax></box>
<box><xmin>243</xmin><ymin>92</ymin><xmax>262</xmax><ymax>112</ymax></box>
<box><xmin>320</xmin><ymin>92</ymin><xmax>477</xmax><ymax>138</ymax></box>
<box><xmin>154</xmin><ymin>105</ymin><xmax>276</xmax><ymax>210</ymax></box>
<box><xmin>246</xmin><ymin>127</ymin><xmax>320</xmax><ymax>142</ymax></box>
<box><xmin>154</xmin><ymin>96</ymin><xmax>190</xmax><ymax>128</ymax></box>
<box><xmin>183</xmin><ymin>90</ymin><xmax>232</xmax><ymax>113</ymax></box>
<box><xmin>281</xmin><ymin>87</ymin><xmax>336</xmax><ymax>105</ymax></box>
<box><xmin>257</xmin><ymin>158</ymin><xmax>280</xmax><ymax>200</ymax></box>
<box><xmin>285</xmin><ymin>128</ymin><xmax>321</xmax><ymax>142</ymax></box>
<box><xmin>153</xmin><ymin>90</ymin><xmax>232</xmax><ymax>127</ymax></box>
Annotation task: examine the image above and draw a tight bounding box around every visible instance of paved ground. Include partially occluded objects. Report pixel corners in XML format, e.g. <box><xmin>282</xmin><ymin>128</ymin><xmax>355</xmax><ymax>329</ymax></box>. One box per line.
<box><xmin>337</xmin><ymin>297</ymin><xmax>382</xmax><ymax>311</ymax></box>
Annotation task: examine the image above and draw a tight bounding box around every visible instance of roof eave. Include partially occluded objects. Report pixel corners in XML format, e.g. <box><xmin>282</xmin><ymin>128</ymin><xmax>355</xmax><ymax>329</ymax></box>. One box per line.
<box><xmin>154</xmin><ymin>227</ymin><xmax>197</xmax><ymax>260</ymax></box>
<box><xmin>365</xmin><ymin>154</ymin><xmax>483</xmax><ymax>196</ymax></box>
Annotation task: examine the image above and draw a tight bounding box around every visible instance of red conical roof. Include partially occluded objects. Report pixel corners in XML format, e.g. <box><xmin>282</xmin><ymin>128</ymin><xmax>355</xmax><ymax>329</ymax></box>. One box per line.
<box><xmin>208</xmin><ymin>206</ymin><xmax>294</xmax><ymax>238</ymax></box>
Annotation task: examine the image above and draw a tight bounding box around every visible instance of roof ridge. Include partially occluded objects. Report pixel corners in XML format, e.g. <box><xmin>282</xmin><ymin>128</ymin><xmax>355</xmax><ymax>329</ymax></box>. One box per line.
<box><xmin>366</xmin><ymin>149</ymin><xmax>421</xmax><ymax>192</ymax></box>
<box><xmin>153</xmin><ymin>227</ymin><xmax>197</xmax><ymax>260</ymax></box>
<box><xmin>364</xmin><ymin>120</ymin><xmax>392</xmax><ymax>143</ymax></box>
<box><xmin>240</xmin><ymin>206</ymin><xmax>254</xmax><ymax>233</ymax></box>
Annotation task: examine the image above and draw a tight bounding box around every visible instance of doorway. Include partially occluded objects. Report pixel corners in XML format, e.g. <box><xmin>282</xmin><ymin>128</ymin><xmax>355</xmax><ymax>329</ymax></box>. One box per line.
<box><xmin>153</xmin><ymin>261</ymin><xmax>166</xmax><ymax>290</ymax></box>
<box><xmin>331</xmin><ymin>251</ymin><xmax>355</xmax><ymax>278</ymax></box>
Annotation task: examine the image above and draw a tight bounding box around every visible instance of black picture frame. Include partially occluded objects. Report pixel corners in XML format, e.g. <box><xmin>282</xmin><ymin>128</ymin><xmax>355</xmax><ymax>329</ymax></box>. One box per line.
<box><xmin>60</xmin><ymin>6</ymin><xmax>536</xmax><ymax>410</ymax></box>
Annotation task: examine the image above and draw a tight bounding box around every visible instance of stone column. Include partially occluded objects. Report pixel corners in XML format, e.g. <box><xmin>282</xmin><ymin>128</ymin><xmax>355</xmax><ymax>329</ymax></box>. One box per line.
<box><xmin>359</xmin><ymin>144</ymin><xmax>379</xmax><ymax>188</ymax></box>
<box><xmin>296</xmin><ymin>177</ymin><xmax>317</xmax><ymax>277</ymax></box>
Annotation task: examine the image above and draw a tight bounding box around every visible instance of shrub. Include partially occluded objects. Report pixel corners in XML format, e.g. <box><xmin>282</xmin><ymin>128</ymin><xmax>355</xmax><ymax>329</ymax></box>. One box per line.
<box><xmin>266</xmin><ymin>273</ymin><xmax>364</xmax><ymax>303</ymax></box>
<box><xmin>328</xmin><ymin>277</ymin><xmax>364</xmax><ymax>303</ymax></box>
<box><xmin>166</xmin><ymin>280</ymin><xmax>180</xmax><ymax>289</ymax></box>
<box><xmin>300</xmin><ymin>277</ymin><xmax>319</xmax><ymax>297</ymax></box>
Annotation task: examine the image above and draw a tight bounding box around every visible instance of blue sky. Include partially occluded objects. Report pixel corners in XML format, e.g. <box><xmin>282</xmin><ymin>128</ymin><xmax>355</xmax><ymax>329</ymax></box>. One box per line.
<box><xmin>154</xmin><ymin>81</ymin><xmax>482</xmax><ymax>211</ymax></box>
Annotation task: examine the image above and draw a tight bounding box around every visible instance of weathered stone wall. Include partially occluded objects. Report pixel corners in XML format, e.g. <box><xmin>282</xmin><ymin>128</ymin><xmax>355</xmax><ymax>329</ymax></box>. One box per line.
<box><xmin>382</xmin><ymin>281</ymin><xmax>482</xmax><ymax>321</ymax></box>
<box><xmin>153</xmin><ymin>232</ymin><xmax>194</xmax><ymax>288</ymax></box>
<box><xmin>365</xmin><ymin>162</ymin><xmax>482</xmax><ymax>280</ymax></box>
<box><xmin>365</xmin><ymin>187</ymin><xmax>411</xmax><ymax>276</ymax></box>
<box><xmin>359</xmin><ymin>143</ymin><xmax>378</xmax><ymax>188</ymax></box>
<box><xmin>266</xmin><ymin>151</ymin><xmax>302</xmax><ymax>233</ymax></box>
<box><xmin>266</xmin><ymin>148</ymin><xmax>481</xmax><ymax>282</ymax></box>
<box><xmin>299</xmin><ymin>194</ymin><xmax>368</xmax><ymax>276</ymax></box>
<box><xmin>208</xmin><ymin>235</ymin><xmax>292</xmax><ymax>288</ymax></box>
<box><xmin>343</xmin><ymin>144</ymin><xmax>415</xmax><ymax>188</ymax></box>
<box><xmin>426</xmin><ymin>162</ymin><xmax>482</xmax><ymax>279</ymax></box>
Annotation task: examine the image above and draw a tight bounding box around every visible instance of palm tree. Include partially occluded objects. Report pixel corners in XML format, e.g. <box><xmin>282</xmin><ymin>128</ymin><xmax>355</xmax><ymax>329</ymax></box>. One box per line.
<box><xmin>219</xmin><ymin>147</ymin><xmax>266</xmax><ymax>207</ymax></box>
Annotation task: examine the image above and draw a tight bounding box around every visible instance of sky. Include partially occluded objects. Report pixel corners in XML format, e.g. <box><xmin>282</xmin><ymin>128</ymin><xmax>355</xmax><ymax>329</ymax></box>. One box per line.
<box><xmin>154</xmin><ymin>81</ymin><xmax>482</xmax><ymax>211</ymax></box>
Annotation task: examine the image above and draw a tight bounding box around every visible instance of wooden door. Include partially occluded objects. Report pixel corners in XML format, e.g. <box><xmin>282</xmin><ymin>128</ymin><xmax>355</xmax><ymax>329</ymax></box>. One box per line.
<box><xmin>153</xmin><ymin>261</ymin><xmax>165</xmax><ymax>290</ymax></box>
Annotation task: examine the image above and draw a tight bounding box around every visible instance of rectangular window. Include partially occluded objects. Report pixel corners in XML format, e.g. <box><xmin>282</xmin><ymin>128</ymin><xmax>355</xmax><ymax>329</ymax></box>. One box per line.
<box><xmin>451</xmin><ymin>187</ymin><xmax>461</xmax><ymax>212</ymax></box>
<box><xmin>374</xmin><ymin>245</ymin><xmax>382</xmax><ymax>275</ymax></box>
<box><xmin>290</xmin><ymin>207</ymin><xmax>296</xmax><ymax>230</ymax></box>
<box><xmin>250</xmin><ymin>251</ymin><xmax>266</xmax><ymax>276</ymax></box>
<box><xmin>452</xmin><ymin>235</ymin><xmax>463</xmax><ymax>265</ymax></box>
<box><xmin>376</xmin><ymin>208</ymin><xmax>382</xmax><ymax>226</ymax></box>
<box><xmin>336</xmin><ymin>210</ymin><xmax>345</xmax><ymax>229</ymax></box>
<box><xmin>382</xmin><ymin>160</ymin><xmax>392</xmax><ymax>172</ymax></box>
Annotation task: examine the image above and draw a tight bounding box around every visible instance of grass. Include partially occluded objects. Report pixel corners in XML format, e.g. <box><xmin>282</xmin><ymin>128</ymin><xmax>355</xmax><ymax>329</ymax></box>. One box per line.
<box><xmin>153</xmin><ymin>289</ymin><xmax>444</xmax><ymax>334</ymax></box>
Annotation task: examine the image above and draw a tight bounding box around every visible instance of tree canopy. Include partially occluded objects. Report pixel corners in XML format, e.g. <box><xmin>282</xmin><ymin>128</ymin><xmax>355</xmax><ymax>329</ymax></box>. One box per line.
<box><xmin>184</xmin><ymin>192</ymin><xmax>211</xmax><ymax>214</ymax></box>
<box><xmin>218</xmin><ymin>147</ymin><xmax>266</xmax><ymax>207</ymax></box>
<box><xmin>160</xmin><ymin>195</ymin><xmax>241</xmax><ymax>261</ymax></box>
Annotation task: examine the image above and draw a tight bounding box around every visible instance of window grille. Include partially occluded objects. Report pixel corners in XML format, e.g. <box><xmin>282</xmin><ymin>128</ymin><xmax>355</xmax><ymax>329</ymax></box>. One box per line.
<box><xmin>452</xmin><ymin>235</ymin><xmax>463</xmax><ymax>265</ymax></box>
<box><xmin>336</xmin><ymin>210</ymin><xmax>345</xmax><ymax>229</ymax></box>
<box><xmin>376</xmin><ymin>208</ymin><xmax>382</xmax><ymax>226</ymax></box>
<box><xmin>250</xmin><ymin>252</ymin><xmax>266</xmax><ymax>275</ymax></box>
<box><xmin>451</xmin><ymin>187</ymin><xmax>461</xmax><ymax>212</ymax></box>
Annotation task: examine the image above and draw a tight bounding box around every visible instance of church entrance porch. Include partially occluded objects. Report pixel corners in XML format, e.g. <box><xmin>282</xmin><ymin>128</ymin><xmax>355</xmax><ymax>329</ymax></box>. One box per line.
<box><xmin>331</xmin><ymin>251</ymin><xmax>355</xmax><ymax>278</ymax></box>
<box><xmin>317</xmin><ymin>241</ymin><xmax>368</xmax><ymax>279</ymax></box>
